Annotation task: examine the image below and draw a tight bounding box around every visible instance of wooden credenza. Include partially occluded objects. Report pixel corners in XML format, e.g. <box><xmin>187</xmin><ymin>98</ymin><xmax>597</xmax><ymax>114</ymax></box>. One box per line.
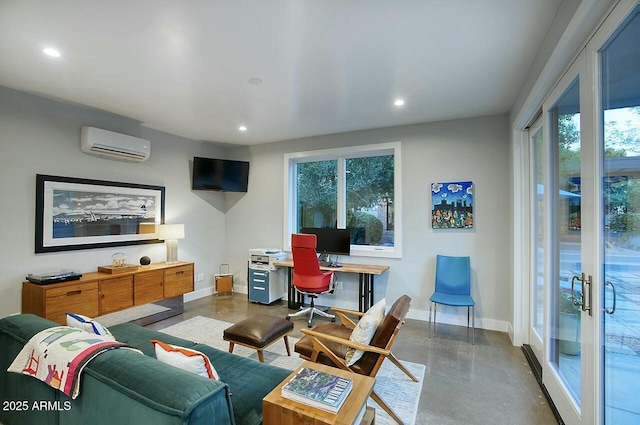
<box><xmin>22</xmin><ymin>262</ymin><xmax>194</xmax><ymax>324</ymax></box>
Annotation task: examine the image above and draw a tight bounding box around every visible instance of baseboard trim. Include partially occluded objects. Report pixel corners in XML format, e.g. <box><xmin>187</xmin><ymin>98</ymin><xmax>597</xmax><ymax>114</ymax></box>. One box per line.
<box><xmin>521</xmin><ymin>344</ymin><xmax>564</xmax><ymax>425</ymax></box>
<box><xmin>184</xmin><ymin>286</ymin><xmax>215</xmax><ymax>302</ymax></box>
<box><xmin>182</xmin><ymin>290</ymin><xmax>510</xmax><ymax>332</ymax></box>
<box><xmin>185</xmin><ymin>285</ymin><xmax>251</xmax><ymax>302</ymax></box>
<box><xmin>405</xmin><ymin>308</ymin><xmax>509</xmax><ymax>332</ymax></box>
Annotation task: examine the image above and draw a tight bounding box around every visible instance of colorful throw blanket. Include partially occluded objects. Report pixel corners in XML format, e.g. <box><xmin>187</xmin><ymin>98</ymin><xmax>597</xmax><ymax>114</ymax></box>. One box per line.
<box><xmin>7</xmin><ymin>326</ymin><xmax>141</xmax><ymax>399</ymax></box>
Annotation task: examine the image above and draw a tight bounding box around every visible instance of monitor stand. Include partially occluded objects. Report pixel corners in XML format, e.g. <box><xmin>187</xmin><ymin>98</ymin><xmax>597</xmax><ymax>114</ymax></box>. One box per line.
<box><xmin>319</xmin><ymin>254</ymin><xmax>341</xmax><ymax>268</ymax></box>
<box><xmin>318</xmin><ymin>253</ymin><xmax>331</xmax><ymax>267</ymax></box>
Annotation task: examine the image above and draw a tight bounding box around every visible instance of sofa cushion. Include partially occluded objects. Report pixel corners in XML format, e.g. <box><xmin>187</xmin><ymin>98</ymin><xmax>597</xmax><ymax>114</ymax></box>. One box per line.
<box><xmin>0</xmin><ymin>314</ymin><xmax>236</xmax><ymax>425</ymax></box>
<box><xmin>0</xmin><ymin>314</ymin><xmax>59</xmax><ymax>425</ymax></box>
<box><xmin>152</xmin><ymin>340</ymin><xmax>220</xmax><ymax>380</ymax></box>
<box><xmin>65</xmin><ymin>347</ymin><xmax>234</xmax><ymax>425</ymax></box>
<box><xmin>0</xmin><ymin>313</ymin><xmax>59</xmax><ymax>344</ymax></box>
<box><xmin>109</xmin><ymin>322</ymin><xmax>197</xmax><ymax>357</ymax></box>
<box><xmin>194</xmin><ymin>343</ymin><xmax>291</xmax><ymax>425</ymax></box>
<box><xmin>112</xmin><ymin>321</ymin><xmax>291</xmax><ymax>425</ymax></box>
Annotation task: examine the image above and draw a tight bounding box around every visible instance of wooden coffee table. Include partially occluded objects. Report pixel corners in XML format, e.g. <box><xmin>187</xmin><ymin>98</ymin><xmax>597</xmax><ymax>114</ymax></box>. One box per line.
<box><xmin>263</xmin><ymin>361</ymin><xmax>375</xmax><ymax>425</ymax></box>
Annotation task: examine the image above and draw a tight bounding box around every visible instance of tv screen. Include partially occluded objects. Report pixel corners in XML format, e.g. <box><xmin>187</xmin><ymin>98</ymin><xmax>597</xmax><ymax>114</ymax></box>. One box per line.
<box><xmin>301</xmin><ymin>227</ymin><xmax>351</xmax><ymax>256</ymax></box>
<box><xmin>192</xmin><ymin>157</ymin><xmax>249</xmax><ymax>192</ymax></box>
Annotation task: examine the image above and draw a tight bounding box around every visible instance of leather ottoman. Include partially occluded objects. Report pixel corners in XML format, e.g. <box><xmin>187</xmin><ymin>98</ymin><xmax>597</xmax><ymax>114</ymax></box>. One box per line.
<box><xmin>223</xmin><ymin>315</ymin><xmax>294</xmax><ymax>362</ymax></box>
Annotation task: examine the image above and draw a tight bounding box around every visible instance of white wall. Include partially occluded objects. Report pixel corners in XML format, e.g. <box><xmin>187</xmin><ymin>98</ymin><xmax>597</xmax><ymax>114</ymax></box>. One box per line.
<box><xmin>0</xmin><ymin>85</ymin><xmax>513</xmax><ymax>332</ymax></box>
<box><xmin>225</xmin><ymin>114</ymin><xmax>512</xmax><ymax>331</ymax></box>
<box><xmin>0</xmin><ymin>86</ymin><xmax>227</xmax><ymax>317</ymax></box>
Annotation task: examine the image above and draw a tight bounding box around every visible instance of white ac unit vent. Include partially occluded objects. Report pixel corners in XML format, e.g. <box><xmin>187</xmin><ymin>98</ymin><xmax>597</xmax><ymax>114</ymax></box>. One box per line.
<box><xmin>80</xmin><ymin>126</ymin><xmax>150</xmax><ymax>162</ymax></box>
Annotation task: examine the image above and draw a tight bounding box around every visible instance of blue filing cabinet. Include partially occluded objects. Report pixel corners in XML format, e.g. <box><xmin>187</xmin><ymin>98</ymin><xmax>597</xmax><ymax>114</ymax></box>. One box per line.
<box><xmin>248</xmin><ymin>268</ymin><xmax>283</xmax><ymax>304</ymax></box>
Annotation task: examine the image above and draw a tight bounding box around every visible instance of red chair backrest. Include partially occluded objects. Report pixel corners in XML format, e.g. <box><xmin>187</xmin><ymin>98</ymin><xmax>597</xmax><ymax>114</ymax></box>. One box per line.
<box><xmin>291</xmin><ymin>233</ymin><xmax>332</xmax><ymax>292</ymax></box>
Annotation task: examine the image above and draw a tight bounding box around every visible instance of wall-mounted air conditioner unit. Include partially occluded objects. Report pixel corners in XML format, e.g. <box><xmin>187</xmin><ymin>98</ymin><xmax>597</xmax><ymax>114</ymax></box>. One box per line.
<box><xmin>80</xmin><ymin>126</ymin><xmax>150</xmax><ymax>162</ymax></box>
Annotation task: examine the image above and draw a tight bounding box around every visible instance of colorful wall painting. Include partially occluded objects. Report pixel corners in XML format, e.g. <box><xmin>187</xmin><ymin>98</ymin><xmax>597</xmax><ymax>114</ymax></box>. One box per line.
<box><xmin>431</xmin><ymin>181</ymin><xmax>474</xmax><ymax>229</ymax></box>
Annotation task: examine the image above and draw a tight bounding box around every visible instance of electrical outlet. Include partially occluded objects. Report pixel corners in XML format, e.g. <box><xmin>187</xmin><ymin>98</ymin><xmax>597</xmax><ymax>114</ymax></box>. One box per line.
<box><xmin>196</xmin><ymin>273</ymin><xmax>204</xmax><ymax>282</ymax></box>
<box><xmin>335</xmin><ymin>281</ymin><xmax>343</xmax><ymax>290</ymax></box>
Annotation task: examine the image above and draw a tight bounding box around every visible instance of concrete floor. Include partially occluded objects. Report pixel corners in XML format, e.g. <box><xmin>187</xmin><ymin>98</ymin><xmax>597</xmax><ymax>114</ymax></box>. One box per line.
<box><xmin>146</xmin><ymin>294</ymin><xmax>558</xmax><ymax>425</ymax></box>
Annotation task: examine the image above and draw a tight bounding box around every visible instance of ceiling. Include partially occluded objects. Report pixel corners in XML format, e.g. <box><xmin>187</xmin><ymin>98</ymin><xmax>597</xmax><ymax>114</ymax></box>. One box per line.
<box><xmin>0</xmin><ymin>0</ymin><xmax>562</xmax><ymax>145</ymax></box>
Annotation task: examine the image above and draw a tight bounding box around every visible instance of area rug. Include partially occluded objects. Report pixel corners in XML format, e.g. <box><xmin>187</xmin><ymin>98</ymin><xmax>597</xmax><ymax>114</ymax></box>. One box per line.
<box><xmin>159</xmin><ymin>316</ymin><xmax>425</xmax><ymax>425</ymax></box>
<box><xmin>95</xmin><ymin>303</ymin><xmax>170</xmax><ymax>327</ymax></box>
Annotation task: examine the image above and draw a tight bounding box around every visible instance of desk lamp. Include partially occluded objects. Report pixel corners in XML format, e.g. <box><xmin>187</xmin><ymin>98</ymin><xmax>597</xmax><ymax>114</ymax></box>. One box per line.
<box><xmin>158</xmin><ymin>224</ymin><xmax>185</xmax><ymax>264</ymax></box>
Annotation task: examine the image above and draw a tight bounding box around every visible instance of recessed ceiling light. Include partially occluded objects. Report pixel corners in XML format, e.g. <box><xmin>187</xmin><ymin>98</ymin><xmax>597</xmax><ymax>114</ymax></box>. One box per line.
<box><xmin>394</xmin><ymin>99</ymin><xmax>405</xmax><ymax>106</ymax></box>
<box><xmin>43</xmin><ymin>47</ymin><xmax>61</xmax><ymax>58</ymax></box>
<box><xmin>248</xmin><ymin>78</ymin><xmax>263</xmax><ymax>85</ymax></box>
<box><xmin>238</xmin><ymin>126</ymin><xmax>248</xmax><ymax>132</ymax></box>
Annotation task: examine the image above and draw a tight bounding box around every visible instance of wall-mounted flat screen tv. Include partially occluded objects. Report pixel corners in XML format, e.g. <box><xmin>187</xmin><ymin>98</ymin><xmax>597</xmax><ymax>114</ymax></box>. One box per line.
<box><xmin>192</xmin><ymin>157</ymin><xmax>250</xmax><ymax>192</ymax></box>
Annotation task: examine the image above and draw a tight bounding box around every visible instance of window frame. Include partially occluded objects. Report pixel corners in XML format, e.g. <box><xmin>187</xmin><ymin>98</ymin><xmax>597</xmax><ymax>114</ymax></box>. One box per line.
<box><xmin>283</xmin><ymin>141</ymin><xmax>402</xmax><ymax>258</ymax></box>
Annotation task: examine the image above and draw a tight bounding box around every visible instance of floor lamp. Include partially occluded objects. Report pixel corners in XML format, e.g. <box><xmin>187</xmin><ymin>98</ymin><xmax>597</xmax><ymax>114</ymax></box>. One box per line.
<box><xmin>158</xmin><ymin>224</ymin><xmax>185</xmax><ymax>264</ymax></box>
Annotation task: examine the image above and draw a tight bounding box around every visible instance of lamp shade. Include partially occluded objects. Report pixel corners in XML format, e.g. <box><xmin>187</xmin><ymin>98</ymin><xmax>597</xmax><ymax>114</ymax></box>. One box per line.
<box><xmin>158</xmin><ymin>224</ymin><xmax>185</xmax><ymax>240</ymax></box>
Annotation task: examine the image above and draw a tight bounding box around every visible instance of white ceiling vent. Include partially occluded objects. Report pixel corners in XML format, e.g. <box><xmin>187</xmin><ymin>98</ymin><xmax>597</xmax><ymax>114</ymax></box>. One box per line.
<box><xmin>80</xmin><ymin>126</ymin><xmax>150</xmax><ymax>162</ymax></box>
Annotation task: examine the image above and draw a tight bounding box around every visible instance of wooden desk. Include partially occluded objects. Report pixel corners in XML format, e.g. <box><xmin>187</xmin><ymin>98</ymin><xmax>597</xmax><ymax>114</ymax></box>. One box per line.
<box><xmin>263</xmin><ymin>361</ymin><xmax>375</xmax><ymax>425</ymax></box>
<box><xmin>273</xmin><ymin>259</ymin><xmax>389</xmax><ymax>312</ymax></box>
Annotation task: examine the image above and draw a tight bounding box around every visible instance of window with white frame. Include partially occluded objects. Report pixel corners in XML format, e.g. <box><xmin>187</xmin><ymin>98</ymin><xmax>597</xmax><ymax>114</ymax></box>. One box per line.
<box><xmin>284</xmin><ymin>142</ymin><xmax>402</xmax><ymax>258</ymax></box>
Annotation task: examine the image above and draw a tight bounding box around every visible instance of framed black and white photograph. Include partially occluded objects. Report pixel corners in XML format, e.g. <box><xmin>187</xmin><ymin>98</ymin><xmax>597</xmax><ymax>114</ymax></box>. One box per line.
<box><xmin>35</xmin><ymin>174</ymin><xmax>165</xmax><ymax>253</ymax></box>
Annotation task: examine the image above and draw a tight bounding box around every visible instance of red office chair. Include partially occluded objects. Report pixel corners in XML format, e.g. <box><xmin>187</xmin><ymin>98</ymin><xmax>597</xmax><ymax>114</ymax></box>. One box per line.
<box><xmin>286</xmin><ymin>233</ymin><xmax>336</xmax><ymax>328</ymax></box>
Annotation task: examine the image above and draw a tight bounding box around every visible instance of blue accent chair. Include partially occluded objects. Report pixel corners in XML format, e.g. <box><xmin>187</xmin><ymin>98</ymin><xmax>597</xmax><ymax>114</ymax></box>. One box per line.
<box><xmin>429</xmin><ymin>255</ymin><xmax>475</xmax><ymax>344</ymax></box>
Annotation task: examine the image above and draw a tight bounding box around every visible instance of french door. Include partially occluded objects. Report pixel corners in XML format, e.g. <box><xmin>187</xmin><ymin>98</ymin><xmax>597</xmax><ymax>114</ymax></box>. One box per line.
<box><xmin>542</xmin><ymin>55</ymin><xmax>590</xmax><ymax>425</ymax></box>
<box><xmin>596</xmin><ymin>3</ymin><xmax>640</xmax><ymax>423</ymax></box>
<box><xmin>532</xmin><ymin>1</ymin><xmax>640</xmax><ymax>424</ymax></box>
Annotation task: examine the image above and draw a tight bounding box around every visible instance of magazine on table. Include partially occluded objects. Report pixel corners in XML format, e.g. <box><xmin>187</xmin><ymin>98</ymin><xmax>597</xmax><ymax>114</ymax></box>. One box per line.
<box><xmin>281</xmin><ymin>367</ymin><xmax>353</xmax><ymax>413</ymax></box>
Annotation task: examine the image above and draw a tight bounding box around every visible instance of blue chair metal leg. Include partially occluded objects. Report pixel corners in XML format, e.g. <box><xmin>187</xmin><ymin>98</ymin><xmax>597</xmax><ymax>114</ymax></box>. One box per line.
<box><xmin>429</xmin><ymin>302</ymin><xmax>438</xmax><ymax>339</ymax></box>
<box><xmin>466</xmin><ymin>306</ymin><xmax>475</xmax><ymax>345</ymax></box>
<box><xmin>472</xmin><ymin>306</ymin><xmax>475</xmax><ymax>345</ymax></box>
<box><xmin>428</xmin><ymin>302</ymin><xmax>433</xmax><ymax>338</ymax></box>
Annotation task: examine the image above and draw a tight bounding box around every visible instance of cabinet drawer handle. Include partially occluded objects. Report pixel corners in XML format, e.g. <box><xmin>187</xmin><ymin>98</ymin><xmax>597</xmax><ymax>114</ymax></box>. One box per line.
<box><xmin>66</xmin><ymin>290</ymin><xmax>82</xmax><ymax>296</ymax></box>
<box><xmin>254</xmin><ymin>279</ymin><xmax>266</xmax><ymax>283</ymax></box>
<box><xmin>253</xmin><ymin>286</ymin><xmax>266</xmax><ymax>291</ymax></box>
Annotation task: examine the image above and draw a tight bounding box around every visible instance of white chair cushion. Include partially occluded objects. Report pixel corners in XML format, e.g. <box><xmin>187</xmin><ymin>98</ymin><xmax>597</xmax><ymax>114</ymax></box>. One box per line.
<box><xmin>345</xmin><ymin>298</ymin><xmax>386</xmax><ymax>366</ymax></box>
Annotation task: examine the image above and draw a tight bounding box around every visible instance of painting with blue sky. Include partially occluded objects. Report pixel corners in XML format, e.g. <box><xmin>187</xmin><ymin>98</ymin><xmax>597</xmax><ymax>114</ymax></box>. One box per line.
<box><xmin>431</xmin><ymin>181</ymin><xmax>474</xmax><ymax>229</ymax></box>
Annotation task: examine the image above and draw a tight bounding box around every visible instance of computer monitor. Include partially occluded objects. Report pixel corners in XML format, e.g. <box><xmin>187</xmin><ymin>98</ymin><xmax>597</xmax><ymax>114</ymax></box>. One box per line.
<box><xmin>301</xmin><ymin>227</ymin><xmax>351</xmax><ymax>256</ymax></box>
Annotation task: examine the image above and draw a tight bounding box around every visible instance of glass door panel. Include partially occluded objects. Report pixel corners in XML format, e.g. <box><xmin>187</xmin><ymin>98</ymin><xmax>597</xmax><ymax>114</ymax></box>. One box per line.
<box><xmin>530</xmin><ymin>121</ymin><xmax>545</xmax><ymax>361</ymax></box>
<box><xmin>600</xmin><ymin>6</ymin><xmax>640</xmax><ymax>424</ymax></box>
<box><xmin>550</xmin><ymin>78</ymin><xmax>583</xmax><ymax>405</ymax></box>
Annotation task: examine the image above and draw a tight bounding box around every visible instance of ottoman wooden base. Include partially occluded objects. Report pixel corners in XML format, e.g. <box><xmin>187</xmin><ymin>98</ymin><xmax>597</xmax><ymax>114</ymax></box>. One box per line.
<box><xmin>223</xmin><ymin>315</ymin><xmax>294</xmax><ymax>363</ymax></box>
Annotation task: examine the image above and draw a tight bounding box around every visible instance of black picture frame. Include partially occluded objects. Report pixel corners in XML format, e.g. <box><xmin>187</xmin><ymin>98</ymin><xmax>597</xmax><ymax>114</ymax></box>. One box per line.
<box><xmin>35</xmin><ymin>174</ymin><xmax>165</xmax><ymax>253</ymax></box>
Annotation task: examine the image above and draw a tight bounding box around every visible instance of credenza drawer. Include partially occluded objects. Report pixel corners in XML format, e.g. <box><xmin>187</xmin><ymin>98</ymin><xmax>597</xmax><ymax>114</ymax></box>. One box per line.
<box><xmin>45</xmin><ymin>284</ymin><xmax>99</xmax><ymax>324</ymax></box>
<box><xmin>46</xmin><ymin>281</ymin><xmax>98</xmax><ymax>297</ymax></box>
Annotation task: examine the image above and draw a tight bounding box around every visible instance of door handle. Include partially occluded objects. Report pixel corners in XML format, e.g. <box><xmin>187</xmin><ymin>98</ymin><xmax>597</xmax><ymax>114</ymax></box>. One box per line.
<box><xmin>604</xmin><ymin>281</ymin><xmax>616</xmax><ymax>315</ymax></box>
<box><xmin>570</xmin><ymin>274</ymin><xmax>584</xmax><ymax>307</ymax></box>
<box><xmin>571</xmin><ymin>273</ymin><xmax>593</xmax><ymax>316</ymax></box>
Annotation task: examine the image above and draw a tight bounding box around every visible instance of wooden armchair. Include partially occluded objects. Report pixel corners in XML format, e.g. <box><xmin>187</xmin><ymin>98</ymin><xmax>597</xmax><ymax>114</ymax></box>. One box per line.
<box><xmin>294</xmin><ymin>295</ymin><xmax>418</xmax><ymax>425</ymax></box>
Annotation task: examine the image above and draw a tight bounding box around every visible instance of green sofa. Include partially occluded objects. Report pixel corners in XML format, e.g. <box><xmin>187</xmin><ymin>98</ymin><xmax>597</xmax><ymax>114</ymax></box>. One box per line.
<box><xmin>0</xmin><ymin>314</ymin><xmax>290</xmax><ymax>425</ymax></box>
